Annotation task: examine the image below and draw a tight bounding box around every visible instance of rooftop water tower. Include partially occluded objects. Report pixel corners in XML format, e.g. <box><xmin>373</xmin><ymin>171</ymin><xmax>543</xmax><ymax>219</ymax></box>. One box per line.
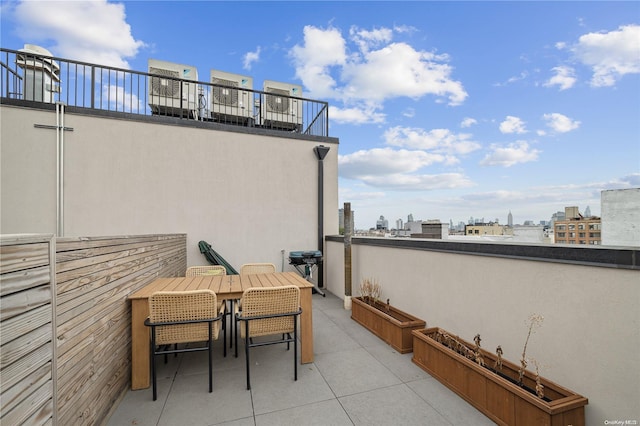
<box><xmin>16</xmin><ymin>44</ymin><xmax>60</xmax><ymax>103</ymax></box>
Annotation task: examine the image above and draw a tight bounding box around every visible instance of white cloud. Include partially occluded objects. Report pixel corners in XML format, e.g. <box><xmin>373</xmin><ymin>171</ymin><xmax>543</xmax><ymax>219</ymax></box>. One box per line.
<box><xmin>494</xmin><ymin>71</ymin><xmax>528</xmax><ymax>87</ymax></box>
<box><xmin>290</xmin><ymin>25</ymin><xmax>346</xmax><ymax>98</ymax></box>
<box><xmin>338</xmin><ymin>144</ymin><xmax>476</xmax><ymax>191</ymax></box>
<box><xmin>339</xmin><ymin>147</ymin><xmax>445</xmax><ymax>179</ymax></box>
<box><xmin>572</xmin><ymin>24</ymin><xmax>640</xmax><ymax>87</ymax></box>
<box><xmin>384</xmin><ymin>126</ymin><xmax>481</xmax><ymax>155</ymax></box>
<box><xmin>13</xmin><ymin>0</ymin><xmax>145</xmax><ymax>69</ymax></box>
<box><xmin>403</xmin><ymin>108</ymin><xmax>416</xmax><ymax>118</ymax></box>
<box><xmin>289</xmin><ymin>25</ymin><xmax>467</xmax><ymax>117</ymax></box>
<box><xmin>339</xmin><ymin>187</ymin><xmax>386</xmax><ymax>201</ymax></box>
<box><xmin>357</xmin><ymin>172</ymin><xmax>474</xmax><ymax>190</ymax></box>
<box><xmin>101</xmin><ymin>83</ymin><xmax>142</xmax><ymax>113</ymax></box>
<box><xmin>342</xmin><ymin>42</ymin><xmax>467</xmax><ymax>105</ymax></box>
<box><xmin>544</xmin><ymin>66</ymin><xmax>577</xmax><ymax>90</ymax></box>
<box><xmin>460</xmin><ymin>117</ymin><xmax>477</xmax><ymax>128</ymax></box>
<box><xmin>543</xmin><ymin>113</ymin><xmax>580</xmax><ymax>133</ymax></box>
<box><xmin>499</xmin><ymin>116</ymin><xmax>527</xmax><ymax>134</ymax></box>
<box><xmin>349</xmin><ymin>26</ymin><xmax>393</xmax><ymax>53</ymax></box>
<box><xmin>243</xmin><ymin>47</ymin><xmax>261</xmax><ymax>70</ymax></box>
<box><xmin>329</xmin><ymin>104</ymin><xmax>385</xmax><ymax>125</ymax></box>
<box><xmin>480</xmin><ymin>141</ymin><xmax>540</xmax><ymax>167</ymax></box>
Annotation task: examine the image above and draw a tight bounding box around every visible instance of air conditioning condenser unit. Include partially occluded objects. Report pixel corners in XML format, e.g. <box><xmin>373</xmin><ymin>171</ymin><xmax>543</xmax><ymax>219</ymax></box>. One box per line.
<box><xmin>148</xmin><ymin>59</ymin><xmax>199</xmax><ymax>119</ymax></box>
<box><xmin>260</xmin><ymin>80</ymin><xmax>303</xmax><ymax>132</ymax></box>
<box><xmin>210</xmin><ymin>70</ymin><xmax>253</xmax><ymax>125</ymax></box>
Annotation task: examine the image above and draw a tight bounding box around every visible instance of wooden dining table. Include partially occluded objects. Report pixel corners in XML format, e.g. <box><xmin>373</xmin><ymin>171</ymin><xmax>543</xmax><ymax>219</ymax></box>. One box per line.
<box><xmin>128</xmin><ymin>271</ymin><xmax>314</xmax><ymax>390</ymax></box>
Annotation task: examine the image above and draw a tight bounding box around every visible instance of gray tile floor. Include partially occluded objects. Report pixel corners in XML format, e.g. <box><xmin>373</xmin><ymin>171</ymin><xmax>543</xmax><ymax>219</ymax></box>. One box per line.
<box><xmin>107</xmin><ymin>291</ymin><xmax>495</xmax><ymax>426</ymax></box>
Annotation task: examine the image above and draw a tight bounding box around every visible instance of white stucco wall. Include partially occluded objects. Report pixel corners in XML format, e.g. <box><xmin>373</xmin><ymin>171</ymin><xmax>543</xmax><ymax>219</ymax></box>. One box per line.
<box><xmin>325</xmin><ymin>238</ymin><xmax>639</xmax><ymax>425</ymax></box>
<box><xmin>1</xmin><ymin>105</ymin><xmax>339</xmax><ymax>270</ymax></box>
<box><xmin>602</xmin><ymin>188</ymin><xmax>640</xmax><ymax>247</ymax></box>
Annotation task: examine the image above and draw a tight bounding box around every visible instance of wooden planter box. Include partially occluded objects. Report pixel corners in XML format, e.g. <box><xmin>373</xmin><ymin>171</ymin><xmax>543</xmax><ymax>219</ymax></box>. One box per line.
<box><xmin>412</xmin><ymin>327</ymin><xmax>588</xmax><ymax>426</ymax></box>
<box><xmin>351</xmin><ymin>296</ymin><xmax>426</xmax><ymax>353</ymax></box>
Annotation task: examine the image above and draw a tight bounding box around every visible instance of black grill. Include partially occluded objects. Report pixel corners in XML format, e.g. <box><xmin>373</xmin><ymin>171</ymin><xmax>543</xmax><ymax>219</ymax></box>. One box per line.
<box><xmin>289</xmin><ymin>250</ymin><xmax>324</xmax><ymax>297</ymax></box>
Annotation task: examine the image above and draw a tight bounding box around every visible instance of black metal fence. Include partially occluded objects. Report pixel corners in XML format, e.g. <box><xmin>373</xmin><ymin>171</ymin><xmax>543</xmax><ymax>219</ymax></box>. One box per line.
<box><xmin>0</xmin><ymin>47</ymin><xmax>329</xmax><ymax>137</ymax></box>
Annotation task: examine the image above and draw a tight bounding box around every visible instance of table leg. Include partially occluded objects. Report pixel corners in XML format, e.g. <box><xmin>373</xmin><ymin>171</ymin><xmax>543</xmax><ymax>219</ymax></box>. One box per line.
<box><xmin>131</xmin><ymin>299</ymin><xmax>150</xmax><ymax>390</ymax></box>
<box><xmin>299</xmin><ymin>287</ymin><xmax>313</xmax><ymax>363</ymax></box>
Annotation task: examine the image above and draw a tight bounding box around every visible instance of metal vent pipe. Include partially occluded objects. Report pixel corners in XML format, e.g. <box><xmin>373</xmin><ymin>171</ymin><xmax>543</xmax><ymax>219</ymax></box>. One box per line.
<box><xmin>314</xmin><ymin>145</ymin><xmax>330</xmax><ymax>291</ymax></box>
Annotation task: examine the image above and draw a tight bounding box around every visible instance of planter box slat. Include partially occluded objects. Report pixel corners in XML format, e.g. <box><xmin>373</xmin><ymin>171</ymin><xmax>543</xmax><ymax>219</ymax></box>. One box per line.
<box><xmin>412</xmin><ymin>327</ymin><xmax>588</xmax><ymax>426</ymax></box>
<box><xmin>351</xmin><ymin>297</ymin><xmax>425</xmax><ymax>353</ymax></box>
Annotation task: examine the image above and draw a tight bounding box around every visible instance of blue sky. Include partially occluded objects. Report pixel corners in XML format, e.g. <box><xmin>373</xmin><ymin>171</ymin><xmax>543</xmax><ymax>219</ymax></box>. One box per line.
<box><xmin>2</xmin><ymin>1</ymin><xmax>639</xmax><ymax>229</ymax></box>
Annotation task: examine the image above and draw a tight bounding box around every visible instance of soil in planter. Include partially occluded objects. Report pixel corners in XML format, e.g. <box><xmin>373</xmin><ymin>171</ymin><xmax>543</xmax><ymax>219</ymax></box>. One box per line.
<box><xmin>484</xmin><ymin>365</ymin><xmax>552</xmax><ymax>402</ymax></box>
<box><xmin>362</xmin><ymin>300</ymin><xmax>413</xmax><ymax>322</ymax></box>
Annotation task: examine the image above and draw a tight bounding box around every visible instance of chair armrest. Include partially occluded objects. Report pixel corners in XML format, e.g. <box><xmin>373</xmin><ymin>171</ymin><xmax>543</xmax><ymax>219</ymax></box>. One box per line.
<box><xmin>144</xmin><ymin>314</ymin><xmax>223</xmax><ymax>327</ymax></box>
<box><xmin>235</xmin><ymin>308</ymin><xmax>302</xmax><ymax>322</ymax></box>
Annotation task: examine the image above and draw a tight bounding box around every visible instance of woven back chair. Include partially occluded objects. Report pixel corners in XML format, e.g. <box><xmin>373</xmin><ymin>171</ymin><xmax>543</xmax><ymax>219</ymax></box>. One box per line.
<box><xmin>186</xmin><ymin>265</ymin><xmax>227</xmax><ymax>276</ymax></box>
<box><xmin>145</xmin><ymin>290</ymin><xmax>225</xmax><ymax>400</ymax></box>
<box><xmin>235</xmin><ymin>285</ymin><xmax>301</xmax><ymax>390</ymax></box>
<box><xmin>186</xmin><ymin>264</ymin><xmax>231</xmax><ymax>346</ymax></box>
<box><xmin>240</xmin><ymin>263</ymin><xmax>276</xmax><ymax>275</ymax></box>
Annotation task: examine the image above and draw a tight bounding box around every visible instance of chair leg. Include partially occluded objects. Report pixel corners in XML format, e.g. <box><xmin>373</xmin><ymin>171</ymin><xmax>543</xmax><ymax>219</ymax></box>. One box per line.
<box><xmin>294</xmin><ymin>322</ymin><xmax>298</xmax><ymax>381</ymax></box>
<box><xmin>234</xmin><ymin>319</ymin><xmax>238</xmax><ymax>358</ymax></box>
<box><xmin>151</xmin><ymin>336</ymin><xmax>158</xmax><ymax>401</ymax></box>
<box><xmin>208</xmin><ymin>325</ymin><xmax>213</xmax><ymax>393</ymax></box>
<box><xmin>228</xmin><ymin>300</ymin><xmax>234</xmax><ymax>349</ymax></box>
<box><xmin>222</xmin><ymin>315</ymin><xmax>227</xmax><ymax>358</ymax></box>
<box><xmin>245</xmin><ymin>331</ymin><xmax>251</xmax><ymax>390</ymax></box>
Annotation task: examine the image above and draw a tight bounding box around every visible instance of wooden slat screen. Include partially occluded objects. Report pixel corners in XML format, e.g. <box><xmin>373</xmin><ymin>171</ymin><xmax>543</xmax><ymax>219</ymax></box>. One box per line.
<box><xmin>1</xmin><ymin>234</ymin><xmax>56</xmax><ymax>426</ymax></box>
<box><xmin>1</xmin><ymin>233</ymin><xmax>186</xmax><ymax>426</ymax></box>
<box><xmin>54</xmin><ymin>234</ymin><xmax>186</xmax><ymax>425</ymax></box>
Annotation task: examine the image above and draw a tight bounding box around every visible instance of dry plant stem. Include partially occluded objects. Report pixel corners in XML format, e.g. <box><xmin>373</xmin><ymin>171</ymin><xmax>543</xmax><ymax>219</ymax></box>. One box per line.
<box><xmin>495</xmin><ymin>345</ymin><xmax>503</xmax><ymax>370</ymax></box>
<box><xmin>473</xmin><ymin>334</ymin><xmax>485</xmax><ymax>366</ymax></box>
<box><xmin>518</xmin><ymin>314</ymin><xmax>544</xmax><ymax>385</ymax></box>
<box><xmin>360</xmin><ymin>278</ymin><xmax>381</xmax><ymax>305</ymax></box>
<box><xmin>529</xmin><ymin>358</ymin><xmax>545</xmax><ymax>399</ymax></box>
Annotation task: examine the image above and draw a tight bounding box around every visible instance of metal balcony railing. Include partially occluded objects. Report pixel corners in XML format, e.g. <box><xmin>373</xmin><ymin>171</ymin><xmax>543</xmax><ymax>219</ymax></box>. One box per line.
<box><xmin>0</xmin><ymin>47</ymin><xmax>329</xmax><ymax>137</ymax></box>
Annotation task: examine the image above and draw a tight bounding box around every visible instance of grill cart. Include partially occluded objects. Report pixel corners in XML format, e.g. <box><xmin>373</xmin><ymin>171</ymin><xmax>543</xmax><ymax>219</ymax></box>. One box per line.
<box><xmin>289</xmin><ymin>250</ymin><xmax>324</xmax><ymax>297</ymax></box>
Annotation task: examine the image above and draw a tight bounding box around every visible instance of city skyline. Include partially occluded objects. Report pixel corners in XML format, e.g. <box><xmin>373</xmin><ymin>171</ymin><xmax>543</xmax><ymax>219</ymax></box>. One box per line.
<box><xmin>347</xmin><ymin>203</ymin><xmax>596</xmax><ymax>230</ymax></box>
<box><xmin>1</xmin><ymin>1</ymin><xmax>638</xmax><ymax>230</ymax></box>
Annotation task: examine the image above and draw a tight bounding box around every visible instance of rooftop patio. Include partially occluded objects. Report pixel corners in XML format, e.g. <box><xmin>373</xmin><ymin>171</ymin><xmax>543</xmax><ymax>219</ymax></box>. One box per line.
<box><xmin>107</xmin><ymin>290</ymin><xmax>494</xmax><ymax>426</ymax></box>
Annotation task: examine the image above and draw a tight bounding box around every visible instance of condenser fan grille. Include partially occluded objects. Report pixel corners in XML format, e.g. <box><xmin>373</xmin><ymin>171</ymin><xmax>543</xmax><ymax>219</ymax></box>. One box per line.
<box><xmin>212</xmin><ymin>78</ymin><xmax>239</xmax><ymax>106</ymax></box>
<box><xmin>265</xmin><ymin>88</ymin><xmax>290</xmax><ymax>113</ymax></box>
<box><xmin>150</xmin><ymin>67</ymin><xmax>180</xmax><ymax>97</ymax></box>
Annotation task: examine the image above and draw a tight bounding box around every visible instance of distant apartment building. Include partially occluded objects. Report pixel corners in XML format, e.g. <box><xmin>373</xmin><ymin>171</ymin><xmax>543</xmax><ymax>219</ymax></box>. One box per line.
<box><xmin>376</xmin><ymin>215</ymin><xmax>389</xmax><ymax>231</ymax></box>
<box><xmin>411</xmin><ymin>220</ymin><xmax>448</xmax><ymax>239</ymax></box>
<box><xmin>465</xmin><ymin>222</ymin><xmax>513</xmax><ymax>236</ymax></box>
<box><xmin>338</xmin><ymin>208</ymin><xmax>355</xmax><ymax>233</ymax></box>
<box><xmin>554</xmin><ymin>206</ymin><xmax>601</xmax><ymax>245</ymax></box>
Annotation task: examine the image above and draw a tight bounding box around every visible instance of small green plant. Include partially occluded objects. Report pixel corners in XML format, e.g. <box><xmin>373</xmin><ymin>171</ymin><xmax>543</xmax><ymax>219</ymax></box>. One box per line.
<box><xmin>359</xmin><ymin>277</ymin><xmax>381</xmax><ymax>305</ymax></box>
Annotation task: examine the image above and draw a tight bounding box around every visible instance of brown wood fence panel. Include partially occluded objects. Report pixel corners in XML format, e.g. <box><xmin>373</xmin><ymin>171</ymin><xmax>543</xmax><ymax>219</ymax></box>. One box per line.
<box><xmin>1</xmin><ymin>233</ymin><xmax>186</xmax><ymax>426</ymax></box>
<box><xmin>54</xmin><ymin>233</ymin><xmax>186</xmax><ymax>426</ymax></box>
<box><xmin>1</xmin><ymin>234</ymin><xmax>56</xmax><ymax>426</ymax></box>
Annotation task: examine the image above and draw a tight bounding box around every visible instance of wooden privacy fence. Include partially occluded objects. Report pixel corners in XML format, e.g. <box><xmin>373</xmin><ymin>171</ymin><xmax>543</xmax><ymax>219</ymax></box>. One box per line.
<box><xmin>1</xmin><ymin>233</ymin><xmax>187</xmax><ymax>426</ymax></box>
<box><xmin>0</xmin><ymin>234</ymin><xmax>56</xmax><ymax>426</ymax></box>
